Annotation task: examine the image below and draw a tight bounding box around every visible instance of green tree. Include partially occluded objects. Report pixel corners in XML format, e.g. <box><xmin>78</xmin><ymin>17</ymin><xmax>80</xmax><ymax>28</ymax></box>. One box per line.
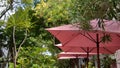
<box><xmin>101</xmin><ymin>55</ymin><xmax>113</xmax><ymax>68</ymax></box>
<box><xmin>5</xmin><ymin>7</ymin><xmax>32</xmax><ymax>68</ymax></box>
<box><xmin>70</xmin><ymin>0</ymin><xmax>120</xmax><ymax>23</ymax></box>
<box><xmin>32</xmin><ymin>0</ymin><xmax>74</xmax><ymax>67</ymax></box>
<box><xmin>34</xmin><ymin>0</ymin><xmax>73</xmax><ymax>26</ymax></box>
<box><xmin>0</xmin><ymin>0</ymin><xmax>36</xmax><ymax>68</ymax></box>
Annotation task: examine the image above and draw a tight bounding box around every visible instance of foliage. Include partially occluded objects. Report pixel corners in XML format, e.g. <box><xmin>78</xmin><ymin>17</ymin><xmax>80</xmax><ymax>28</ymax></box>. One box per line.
<box><xmin>6</xmin><ymin>2</ymin><xmax>68</xmax><ymax>67</ymax></box>
<box><xmin>101</xmin><ymin>34</ymin><xmax>112</xmax><ymax>43</ymax></box>
<box><xmin>6</xmin><ymin>7</ymin><xmax>32</xmax><ymax>30</ymax></box>
<box><xmin>30</xmin><ymin>0</ymin><xmax>73</xmax><ymax>67</ymax></box>
<box><xmin>69</xmin><ymin>0</ymin><xmax>120</xmax><ymax>30</ymax></box>
<box><xmin>0</xmin><ymin>0</ymin><xmax>70</xmax><ymax>68</ymax></box>
<box><xmin>21</xmin><ymin>0</ymin><xmax>33</xmax><ymax>5</ymax></box>
<box><xmin>55</xmin><ymin>59</ymin><xmax>71</xmax><ymax>68</ymax></box>
<box><xmin>4</xmin><ymin>6</ymin><xmax>33</xmax><ymax>68</ymax></box>
<box><xmin>70</xmin><ymin>0</ymin><xmax>120</xmax><ymax>22</ymax></box>
<box><xmin>101</xmin><ymin>55</ymin><xmax>113</xmax><ymax>68</ymax></box>
<box><xmin>9</xmin><ymin>46</ymin><xmax>57</xmax><ymax>68</ymax></box>
<box><xmin>34</xmin><ymin>0</ymin><xmax>72</xmax><ymax>26</ymax></box>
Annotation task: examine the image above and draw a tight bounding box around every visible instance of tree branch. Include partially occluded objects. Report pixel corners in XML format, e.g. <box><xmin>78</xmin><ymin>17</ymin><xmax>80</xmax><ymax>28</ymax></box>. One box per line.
<box><xmin>0</xmin><ymin>0</ymin><xmax>14</xmax><ymax>19</ymax></box>
<box><xmin>13</xmin><ymin>26</ymin><xmax>16</xmax><ymax>54</ymax></box>
<box><xmin>0</xmin><ymin>6</ymin><xmax>10</xmax><ymax>19</ymax></box>
<box><xmin>12</xmin><ymin>26</ymin><xmax>17</xmax><ymax>68</ymax></box>
<box><xmin>16</xmin><ymin>29</ymin><xmax>28</xmax><ymax>58</ymax></box>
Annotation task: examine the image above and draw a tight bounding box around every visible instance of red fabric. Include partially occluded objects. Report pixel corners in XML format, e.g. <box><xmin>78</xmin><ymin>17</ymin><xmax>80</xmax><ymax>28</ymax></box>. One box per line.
<box><xmin>56</xmin><ymin>44</ymin><xmax>120</xmax><ymax>54</ymax></box>
<box><xmin>46</xmin><ymin>19</ymin><xmax>120</xmax><ymax>68</ymax></box>
<box><xmin>46</xmin><ymin>19</ymin><xmax>120</xmax><ymax>47</ymax></box>
<box><xmin>58</xmin><ymin>52</ymin><xmax>96</xmax><ymax>59</ymax></box>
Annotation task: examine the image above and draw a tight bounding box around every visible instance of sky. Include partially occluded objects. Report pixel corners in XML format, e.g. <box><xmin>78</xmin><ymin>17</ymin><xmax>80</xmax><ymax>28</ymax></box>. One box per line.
<box><xmin>0</xmin><ymin>0</ymin><xmax>8</xmax><ymax>20</ymax></box>
<box><xmin>0</xmin><ymin>0</ymin><xmax>20</xmax><ymax>21</ymax></box>
<box><xmin>0</xmin><ymin>0</ymin><xmax>7</xmax><ymax>13</ymax></box>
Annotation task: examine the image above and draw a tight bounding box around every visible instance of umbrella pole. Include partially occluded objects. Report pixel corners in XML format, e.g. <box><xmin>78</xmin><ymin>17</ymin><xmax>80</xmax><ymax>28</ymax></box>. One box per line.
<box><xmin>70</xmin><ymin>59</ymin><xmax>74</xmax><ymax>68</ymax></box>
<box><xmin>86</xmin><ymin>48</ymin><xmax>89</xmax><ymax>68</ymax></box>
<box><xmin>96</xmin><ymin>34</ymin><xmax>100</xmax><ymax>68</ymax></box>
<box><xmin>76</xmin><ymin>56</ymin><xmax>79</xmax><ymax>68</ymax></box>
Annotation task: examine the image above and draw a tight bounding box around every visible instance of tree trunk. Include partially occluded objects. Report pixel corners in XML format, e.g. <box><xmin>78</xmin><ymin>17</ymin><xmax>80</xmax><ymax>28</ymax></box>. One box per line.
<box><xmin>13</xmin><ymin>48</ymin><xmax>16</xmax><ymax>68</ymax></box>
<box><xmin>12</xmin><ymin>26</ymin><xmax>27</xmax><ymax>68</ymax></box>
<box><xmin>13</xmin><ymin>26</ymin><xmax>17</xmax><ymax>68</ymax></box>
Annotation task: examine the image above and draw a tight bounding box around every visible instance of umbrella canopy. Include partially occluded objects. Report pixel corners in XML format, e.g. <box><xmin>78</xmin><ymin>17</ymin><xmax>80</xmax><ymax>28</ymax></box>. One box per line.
<box><xmin>58</xmin><ymin>52</ymin><xmax>92</xmax><ymax>59</ymax></box>
<box><xmin>46</xmin><ymin>20</ymin><xmax>120</xmax><ymax>47</ymax></box>
<box><xmin>56</xmin><ymin>44</ymin><xmax>120</xmax><ymax>68</ymax></box>
<box><xmin>58</xmin><ymin>52</ymin><xmax>97</xmax><ymax>59</ymax></box>
<box><xmin>58</xmin><ymin>52</ymin><xmax>97</xmax><ymax>68</ymax></box>
<box><xmin>56</xmin><ymin>44</ymin><xmax>120</xmax><ymax>54</ymax></box>
<box><xmin>46</xmin><ymin>19</ymin><xmax>120</xmax><ymax>68</ymax></box>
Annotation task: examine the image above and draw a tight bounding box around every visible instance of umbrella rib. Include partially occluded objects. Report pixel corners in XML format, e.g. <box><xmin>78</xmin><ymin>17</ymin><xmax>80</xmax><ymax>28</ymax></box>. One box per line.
<box><xmin>89</xmin><ymin>47</ymin><xmax>96</xmax><ymax>53</ymax></box>
<box><xmin>54</xmin><ymin>31</ymin><xmax>61</xmax><ymax>36</ymax></box>
<box><xmin>103</xmin><ymin>47</ymin><xmax>114</xmax><ymax>54</ymax></box>
<box><xmin>63</xmin><ymin>33</ymin><xmax>80</xmax><ymax>46</ymax></box>
<box><xmin>86</xmin><ymin>33</ymin><xmax>97</xmax><ymax>43</ymax></box>
<box><xmin>81</xmin><ymin>47</ymin><xmax>96</xmax><ymax>53</ymax></box>
<box><xmin>79</xmin><ymin>32</ymin><xmax>96</xmax><ymax>43</ymax></box>
<box><xmin>81</xmin><ymin>47</ymin><xmax>88</xmax><ymax>53</ymax></box>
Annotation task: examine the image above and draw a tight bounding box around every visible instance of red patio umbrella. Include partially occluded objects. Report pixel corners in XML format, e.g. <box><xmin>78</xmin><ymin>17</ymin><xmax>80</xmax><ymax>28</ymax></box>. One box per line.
<box><xmin>58</xmin><ymin>52</ymin><xmax>91</xmax><ymax>59</ymax></box>
<box><xmin>56</xmin><ymin>44</ymin><xmax>120</xmax><ymax>54</ymax></box>
<box><xmin>58</xmin><ymin>52</ymin><xmax>97</xmax><ymax>59</ymax></box>
<box><xmin>46</xmin><ymin>19</ymin><xmax>120</xmax><ymax>68</ymax></box>
<box><xmin>58</xmin><ymin>52</ymin><xmax>97</xmax><ymax>68</ymax></box>
<box><xmin>56</xmin><ymin>44</ymin><xmax>120</xmax><ymax>68</ymax></box>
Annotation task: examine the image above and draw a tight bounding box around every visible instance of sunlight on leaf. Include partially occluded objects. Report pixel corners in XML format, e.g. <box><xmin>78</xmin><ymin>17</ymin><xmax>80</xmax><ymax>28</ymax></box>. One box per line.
<box><xmin>101</xmin><ymin>34</ymin><xmax>112</xmax><ymax>43</ymax></box>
